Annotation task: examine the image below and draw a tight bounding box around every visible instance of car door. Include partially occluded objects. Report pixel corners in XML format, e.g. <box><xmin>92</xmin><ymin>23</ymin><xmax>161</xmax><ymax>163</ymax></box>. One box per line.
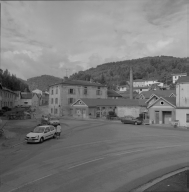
<box><xmin>49</xmin><ymin>126</ymin><xmax>55</xmax><ymax>138</ymax></box>
<box><xmin>44</xmin><ymin>127</ymin><xmax>51</xmax><ymax>139</ymax></box>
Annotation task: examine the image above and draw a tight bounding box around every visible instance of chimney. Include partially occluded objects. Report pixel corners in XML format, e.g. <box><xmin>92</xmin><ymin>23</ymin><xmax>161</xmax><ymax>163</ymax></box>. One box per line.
<box><xmin>130</xmin><ymin>65</ymin><xmax>133</xmax><ymax>99</ymax></box>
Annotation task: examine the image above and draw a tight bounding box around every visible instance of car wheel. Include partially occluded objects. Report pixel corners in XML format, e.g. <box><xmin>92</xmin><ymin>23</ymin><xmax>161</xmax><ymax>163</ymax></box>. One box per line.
<box><xmin>40</xmin><ymin>137</ymin><xmax>44</xmax><ymax>143</ymax></box>
<box><xmin>53</xmin><ymin>133</ymin><xmax>56</xmax><ymax>139</ymax></box>
<box><xmin>134</xmin><ymin>122</ymin><xmax>138</xmax><ymax>125</ymax></box>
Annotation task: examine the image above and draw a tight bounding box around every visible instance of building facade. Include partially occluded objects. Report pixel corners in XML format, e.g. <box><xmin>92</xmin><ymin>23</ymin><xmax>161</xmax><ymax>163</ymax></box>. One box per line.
<box><xmin>172</xmin><ymin>73</ymin><xmax>187</xmax><ymax>84</ymax></box>
<box><xmin>0</xmin><ymin>85</ymin><xmax>17</xmax><ymax>109</ymax></box>
<box><xmin>176</xmin><ymin>76</ymin><xmax>189</xmax><ymax>127</ymax></box>
<box><xmin>49</xmin><ymin>80</ymin><xmax>107</xmax><ymax>116</ymax></box>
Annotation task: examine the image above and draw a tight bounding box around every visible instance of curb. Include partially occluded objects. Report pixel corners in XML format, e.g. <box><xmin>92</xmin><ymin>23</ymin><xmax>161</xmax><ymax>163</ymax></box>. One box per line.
<box><xmin>131</xmin><ymin>167</ymin><xmax>189</xmax><ymax>192</ymax></box>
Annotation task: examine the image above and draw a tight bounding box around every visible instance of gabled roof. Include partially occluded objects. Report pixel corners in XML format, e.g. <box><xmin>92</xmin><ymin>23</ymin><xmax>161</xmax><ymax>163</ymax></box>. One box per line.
<box><xmin>107</xmin><ymin>90</ymin><xmax>122</xmax><ymax>97</ymax></box>
<box><xmin>139</xmin><ymin>90</ymin><xmax>176</xmax><ymax>99</ymax></box>
<box><xmin>21</xmin><ymin>93</ymin><xmax>32</xmax><ymax>99</ymax></box>
<box><xmin>50</xmin><ymin>80</ymin><xmax>106</xmax><ymax>87</ymax></box>
<box><xmin>72</xmin><ymin>98</ymin><xmax>147</xmax><ymax>107</ymax></box>
<box><xmin>176</xmin><ymin>76</ymin><xmax>189</xmax><ymax>84</ymax></box>
<box><xmin>147</xmin><ymin>97</ymin><xmax>176</xmax><ymax>109</ymax></box>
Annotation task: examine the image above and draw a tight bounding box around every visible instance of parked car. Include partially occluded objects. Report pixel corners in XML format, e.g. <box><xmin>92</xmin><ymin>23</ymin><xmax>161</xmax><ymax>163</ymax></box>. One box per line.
<box><xmin>48</xmin><ymin>117</ymin><xmax>60</xmax><ymax>126</ymax></box>
<box><xmin>25</xmin><ymin>125</ymin><xmax>56</xmax><ymax>143</ymax></box>
<box><xmin>121</xmin><ymin>116</ymin><xmax>142</xmax><ymax>125</ymax></box>
<box><xmin>106</xmin><ymin>111</ymin><xmax>117</xmax><ymax>120</ymax></box>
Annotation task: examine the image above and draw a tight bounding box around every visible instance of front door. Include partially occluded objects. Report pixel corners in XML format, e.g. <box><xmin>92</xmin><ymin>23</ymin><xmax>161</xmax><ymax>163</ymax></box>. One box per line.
<box><xmin>155</xmin><ymin>111</ymin><xmax>159</xmax><ymax>124</ymax></box>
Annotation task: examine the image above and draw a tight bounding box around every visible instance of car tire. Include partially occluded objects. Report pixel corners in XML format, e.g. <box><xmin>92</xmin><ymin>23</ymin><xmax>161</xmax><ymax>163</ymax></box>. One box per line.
<box><xmin>53</xmin><ymin>133</ymin><xmax>56</xmax><ymax>139</ymax></box>
<box><xmin>40</xmin><ymin>137</ymin><xmax>44</xmax><ymax>143</ymax></box>
<box><xmin>134</xmin><ymin>122</ymin><xmax>138</xmax><ymax>125</ymax></box>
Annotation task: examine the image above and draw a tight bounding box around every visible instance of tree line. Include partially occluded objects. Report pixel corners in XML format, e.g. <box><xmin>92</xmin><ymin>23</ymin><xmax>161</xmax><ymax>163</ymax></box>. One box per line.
<box><xmin>69</xmin><ymin>56</ymin><xmax>189</xmax><ymax>90</ymax></box>
<box><xmin>0</xmin><ymin>69</ymin><xmax>30</xmax><ymax>92</ymax></box>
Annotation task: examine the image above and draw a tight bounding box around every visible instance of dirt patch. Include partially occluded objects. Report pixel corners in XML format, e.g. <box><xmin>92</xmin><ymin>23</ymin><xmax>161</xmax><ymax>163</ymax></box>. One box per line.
<box><xmin>0</xmin><ymin>119</ymin><xmax>38</xmax><ymax>149</ymax></box>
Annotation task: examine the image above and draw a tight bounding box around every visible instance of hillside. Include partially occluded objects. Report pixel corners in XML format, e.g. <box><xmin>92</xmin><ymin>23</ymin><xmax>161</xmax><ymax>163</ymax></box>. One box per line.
<box><xmin>27</xmin><ymin>75</ymin><xmax>62</xmax><ymax>91</ymax></box>
<box><xmin>69</xmin><ymin>56</ymin><xmax>189</xmax><ymax>89</ymax></box>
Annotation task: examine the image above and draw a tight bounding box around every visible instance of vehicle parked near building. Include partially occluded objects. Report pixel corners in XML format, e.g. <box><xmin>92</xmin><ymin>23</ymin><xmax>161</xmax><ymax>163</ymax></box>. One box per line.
<box><xmin>48</xmin><ymin>117</ymin><xmax>60</xmax><ymax>125</ymax></box>
<box><xmin>121</xmin><ymin>115</ymin><xmax>142</xmax><ymax>125</ymax></box>
<box><xmin>25</xmin><ymin>125</ymin><xmax>56</xmax><ymax>143</ymax></box>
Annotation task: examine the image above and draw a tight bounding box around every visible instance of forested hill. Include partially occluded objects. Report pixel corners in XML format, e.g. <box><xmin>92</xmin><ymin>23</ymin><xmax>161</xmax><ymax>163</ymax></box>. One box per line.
<box><xmin>27</xmin><ymin>75</ymin><xmax>62</xmax><ymax>91</ymax></box>
<box><xmin>69</xmin><ymin>56</ymin><xmax>189</xmax><ymax>89</ymax></box>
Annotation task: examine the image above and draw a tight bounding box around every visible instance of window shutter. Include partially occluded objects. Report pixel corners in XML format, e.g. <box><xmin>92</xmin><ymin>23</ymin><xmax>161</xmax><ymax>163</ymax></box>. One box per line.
<box><xmin>73</xmin><ymin>89</ymin><xmax>75</xmax><ymax>94</ymax></box>
<box><xmin>68</xmin><ymin>89</ymin><xmax>70</xmax><ymax>94</ymax></box>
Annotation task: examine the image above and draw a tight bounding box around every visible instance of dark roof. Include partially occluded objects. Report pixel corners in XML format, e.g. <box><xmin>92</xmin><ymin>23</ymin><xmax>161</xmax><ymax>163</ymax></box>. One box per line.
<box><xmin>116</xmin><ymin>91</ymin><xmax>139</xmax><ymax>99</ymax></box>
<box><xmin>176</xmin><ymin>76</ymin><xmax>189</xmax><ymax>84</ymax></box>
<box><xmin>139</xmin><ymin>90</ymin><xmax>176</xmax><ymax>99</ymax></box>
<box><xmin>107</xmin><ymin>90</ymin><xmax>122</xmax><ymax>97</ymax></box>
<box><xmin>50</xmin><ymin>80</ymin><xmax>106</xmax><ymax>87</ymax></box>
<box><xmin>21</xmin><ymin>93</ymin><xmax>32</xmax><ymax>99</ymax></box>
<box><xmin>2</xmin><ymin>86</ymin><xmax>16</xmax><ymax>94</ymax></box>
<box><xmin>133</xmin><ymin>86</ymin><xmax>149</xmax><ymax>89</ymax></box>
<box><xmin>77</xmin><ymin>98</ymin><xmax>147</xmax><ymax>107</ymax></box>
<box><xmin>162</xmin><ymin>97</ymin><xmax>176</xmax><ymax>106</ymax></box>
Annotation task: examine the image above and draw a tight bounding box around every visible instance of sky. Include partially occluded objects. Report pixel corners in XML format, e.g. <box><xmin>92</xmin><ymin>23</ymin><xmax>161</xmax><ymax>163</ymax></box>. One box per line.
<box><xmin>1</xmin><ymin>0</ymin><xmax>189</xmax><ymax>80</ymax></box>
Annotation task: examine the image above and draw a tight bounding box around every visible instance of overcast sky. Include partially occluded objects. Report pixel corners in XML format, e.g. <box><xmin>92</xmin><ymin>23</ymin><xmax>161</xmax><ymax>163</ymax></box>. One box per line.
<box><xmin>1</xmin><ymin>0</ymin><xmax>188</xmax><ymax>80</ymax></box>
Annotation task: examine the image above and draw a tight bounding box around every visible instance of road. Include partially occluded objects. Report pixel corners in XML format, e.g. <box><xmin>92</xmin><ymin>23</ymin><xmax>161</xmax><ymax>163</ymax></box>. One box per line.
<box><xmin>1</xmin><ymin>119</ymin><xmax>189</xmax><ymax>192</ymax></box>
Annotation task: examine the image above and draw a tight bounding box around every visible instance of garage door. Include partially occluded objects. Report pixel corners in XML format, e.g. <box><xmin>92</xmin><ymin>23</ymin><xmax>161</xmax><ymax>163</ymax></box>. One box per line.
<box><xmin>163</xmin><ymin>112</ymin><xmax>172</xmax><ymax>124</ymax></box>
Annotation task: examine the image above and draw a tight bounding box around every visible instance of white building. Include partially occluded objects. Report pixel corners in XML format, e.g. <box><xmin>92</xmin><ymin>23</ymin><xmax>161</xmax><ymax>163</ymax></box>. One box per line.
<box><xmin>172</xmin><ymin>73</ymin><xmax>187</xmax><ymax>84</ymax></box>
<box><xmin>32</xmin><ymin>89</ymin><xmax>43</xmax><ymax>95</ymax></box>
<box><xmin>176</xmin><ymin>76</ymin><xmax>189</xmax><ymax>127</ymax></box>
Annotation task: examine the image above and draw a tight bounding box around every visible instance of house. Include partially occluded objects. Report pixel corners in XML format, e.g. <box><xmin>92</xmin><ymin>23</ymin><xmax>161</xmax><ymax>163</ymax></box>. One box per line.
<box><xmin>137</xmin><ymin>90</ymin><xmax>176</xmax><ymax>100</ymax></box>
<box><xmin>71</xmin><ymin>98</ymin><xmax>147</xmax><ymax>119</ymax></box>
<box><xmin>107</xmin><ymin>90</ymin><xmax>122</xmax><ymax>99</ymax></box>
<box><xmin>147</xmin><ymin>97</ymin><xmax>176</xmax><ymax>125</ymax></box>
<box><xmin>133</xmin><ymin>86</ymin><xmax>149</xmax><ymax>94</ymax></box>
<box><xmin>118</xmin><ymin>84</ymin><xmax>130</xmax><ymax>92</ymax></box>
<box><xmin>127</xmin><ymin>79</ymin><xmax>158</xmax><ymax>87</ymax></box>
<box><xmin>40</xmin><ymin>91</ymin><xmax>49</xmax><ymax>105</ymax></box>
<box><xmin>15</xmin><ymin>92</ymin><xmax>32</xmax><ymax>107</ymax></box>
<box><xmin>32</xmin><ymin>93</ymin><xmax>41</xmax><ymax>108</ymax></box>
<box><xmin>49</xmin><ymin>79</ymin><xmax>107</xmax><ymax>116</ymax></box>
<box><xmin>171</xmin><ymin>73</ymin><xmax>187</xmax><ymax>84</ymax></box>
<box><xmin>175</xmin><ymin>76</ymin><xmax>189</xmax><ymax>127</ymax></box>
<box><xmin>0</xmin><ymin>85</ymin><xmax>17</xmax><ymax>109</ymax></box>
<box><xmin>32</xmin><ymin>89</ymin><xmax>43</xmax><ymax>95</ymax></box>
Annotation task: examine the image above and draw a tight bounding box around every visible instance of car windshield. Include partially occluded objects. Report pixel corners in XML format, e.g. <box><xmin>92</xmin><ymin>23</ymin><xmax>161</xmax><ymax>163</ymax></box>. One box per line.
<box><xmin>33</xmin><ymin>127</ymin><xmax>45</xmax><ymax>133</ymax></box>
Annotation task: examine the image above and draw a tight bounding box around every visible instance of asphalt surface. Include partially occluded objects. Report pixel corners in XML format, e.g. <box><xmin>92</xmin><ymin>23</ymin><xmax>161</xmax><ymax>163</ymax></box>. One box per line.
<box><xmin>1</xmin><ymin>119</ymin><xmax>189</xmax><ymax>192</ymax></box>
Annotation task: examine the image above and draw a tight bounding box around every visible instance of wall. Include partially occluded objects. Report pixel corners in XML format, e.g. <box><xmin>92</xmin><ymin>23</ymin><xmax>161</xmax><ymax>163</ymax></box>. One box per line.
<box><xmin>176</xmin><ymin>109</ymin><xmax>189</xmax><ymax>127</ymax></box>
<box><xmin>148</xmin><ymin>107</ymin><xmax>175</xmax><ymax>124</ymax></box>
<box><xmin>49</xmin><ymin>84</ymin><xmax>107</xmax><ymax>116</ymax></box>
<box><xmin>176</xmin><ymin>83</ymin><xmax>189</xmax><ymax>107</ymax></box>
<box><xmin>1</xmin><ymin>90</ymin><xmax>16</xmax><ymax>109</ymax></box>
<box><xmin>117</xmin><ymin>106</ymin><xmax>143</xmax><ymax>118</ymax></box>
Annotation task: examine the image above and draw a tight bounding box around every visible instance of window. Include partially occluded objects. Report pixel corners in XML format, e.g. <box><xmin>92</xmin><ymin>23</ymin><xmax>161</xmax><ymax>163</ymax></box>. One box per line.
<box><xmin>186</xmin><ymin>114</ymin><xmax>189</xmax><ymax>123</ymax></box>
<box><xmin>51</xmin><ymin>89</ymin><xmax>54</xmax><ymax>95</ymax></box>
<box><xmin>83</xmin><ymin>87</ymin><xmax>87</xmax><ymax>95</ymax></box>
<box><xmin>69</xmin><ymin>89</ymin><xmax>75</xmax><ymax>94</ymax></box>
<box><xmin>160</xmin><ymin>101</ymin><xmax>164</xmax><ymax>105</ymax></box>
<box><xmin>55</xmin><ymin>108</ymin><xmax>58</xmax><ymax>114</ymax></box>
<box><xmin>55</xmin><ymin>98</ymin><xmax>58</xmax><ymax>104</ymax></box>
<box><xmin>50</xmin><ymin>126</ymin><xmax>55</xmax><ymax>131</ymax></box>
<box><xmin>45</xmin><ymin>127</ymin><xmax>50</xmax><ymax>133</ymax></box>
<box><xmin>56</xmin><ymin>87</ymin><xmax>58</xmax><ymax>94</ymax></box>
<box><xmin>51</xmin><ymin>108</ymin><xmax>53</xmax><ymax>113</ymax></box>
<box><xmin>68</xmin><ymin>98</ymin><xmax>75</xmax><ymax>104</ymax></box>
<box><xmin>51</xmin><ymin>98</ymin><xmax>53</xmax><ymax>104</ymax></box>
<box><xmin>24</xmin><ymin>102</ymin><xmax>28</xmax><ymax>104</ymax></box>
<box><xmin>96</xmin><ymin>87</ymin><xmax>102</xmax><ymax>95</ymax></box>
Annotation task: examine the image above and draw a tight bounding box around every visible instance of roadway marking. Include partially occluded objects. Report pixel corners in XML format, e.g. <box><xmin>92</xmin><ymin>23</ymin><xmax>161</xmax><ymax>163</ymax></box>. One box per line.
<box><xmin>68</xmin><ymin>157</ymin><xmax>104</xmax><ymax>169</ymax></box>
<box><xmin>6</xmin><ymin>143</ymin><xmax>189</xmax><ymax>192</ymax></box>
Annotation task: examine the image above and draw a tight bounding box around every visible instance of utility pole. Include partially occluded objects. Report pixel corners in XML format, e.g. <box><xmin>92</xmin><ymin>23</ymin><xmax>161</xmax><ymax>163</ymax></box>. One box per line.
<box><xmin>130</xmin><ymin>65</ymin><xmax>133</xmax><ymax>99</ymax></box>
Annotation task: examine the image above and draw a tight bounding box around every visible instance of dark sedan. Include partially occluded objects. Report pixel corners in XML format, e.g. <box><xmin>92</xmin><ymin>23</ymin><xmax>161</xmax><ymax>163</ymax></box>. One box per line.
<box><xmin>121</xmin><ymin>116</ymin><xmax>142</xmax><ymax>125</ymax></box>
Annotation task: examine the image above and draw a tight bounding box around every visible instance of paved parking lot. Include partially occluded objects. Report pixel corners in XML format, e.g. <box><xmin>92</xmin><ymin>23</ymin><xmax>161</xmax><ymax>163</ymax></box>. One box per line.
<box><xmin>1</xmin><ymin>119</ymin><xmax>189</xmax><ymax>192</ymax></box>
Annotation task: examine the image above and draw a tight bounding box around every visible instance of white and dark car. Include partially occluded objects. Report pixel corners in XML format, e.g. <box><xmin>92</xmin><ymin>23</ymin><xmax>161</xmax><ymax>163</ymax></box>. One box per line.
<box><xmin>48</xmin><ymin>117</ymin><xmax>60</xmax><ymax>126</ymax></box>
<box><xmin>25</xmin><ymin>125</ymin><xmax>56</xmax><ymax>143</ymax></box>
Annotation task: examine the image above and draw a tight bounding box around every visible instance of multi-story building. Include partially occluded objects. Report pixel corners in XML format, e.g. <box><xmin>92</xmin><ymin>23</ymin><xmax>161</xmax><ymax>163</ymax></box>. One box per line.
<box><xmin>0</xmin><ymin>84</ymin><xmax>17</xmax><ymax>109</ymax></box>
<box><xmin>127</xmin><ymin>79</ymin><xmax>159</xmax><ymax>87</ymax></box>
<box><xmin>176</xmin><ymin>76</ymin><xmax>189</xmax><ymax>126</ymax></box>
<box><xmin>49</xmin><ymin>79</ymin><xmax>107</xmax><ymax>116</ymax></box>
<box><xmin>172</xmin><ymin>73</ymin><xmax>187</xmax><ymax>84</ymax></box>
